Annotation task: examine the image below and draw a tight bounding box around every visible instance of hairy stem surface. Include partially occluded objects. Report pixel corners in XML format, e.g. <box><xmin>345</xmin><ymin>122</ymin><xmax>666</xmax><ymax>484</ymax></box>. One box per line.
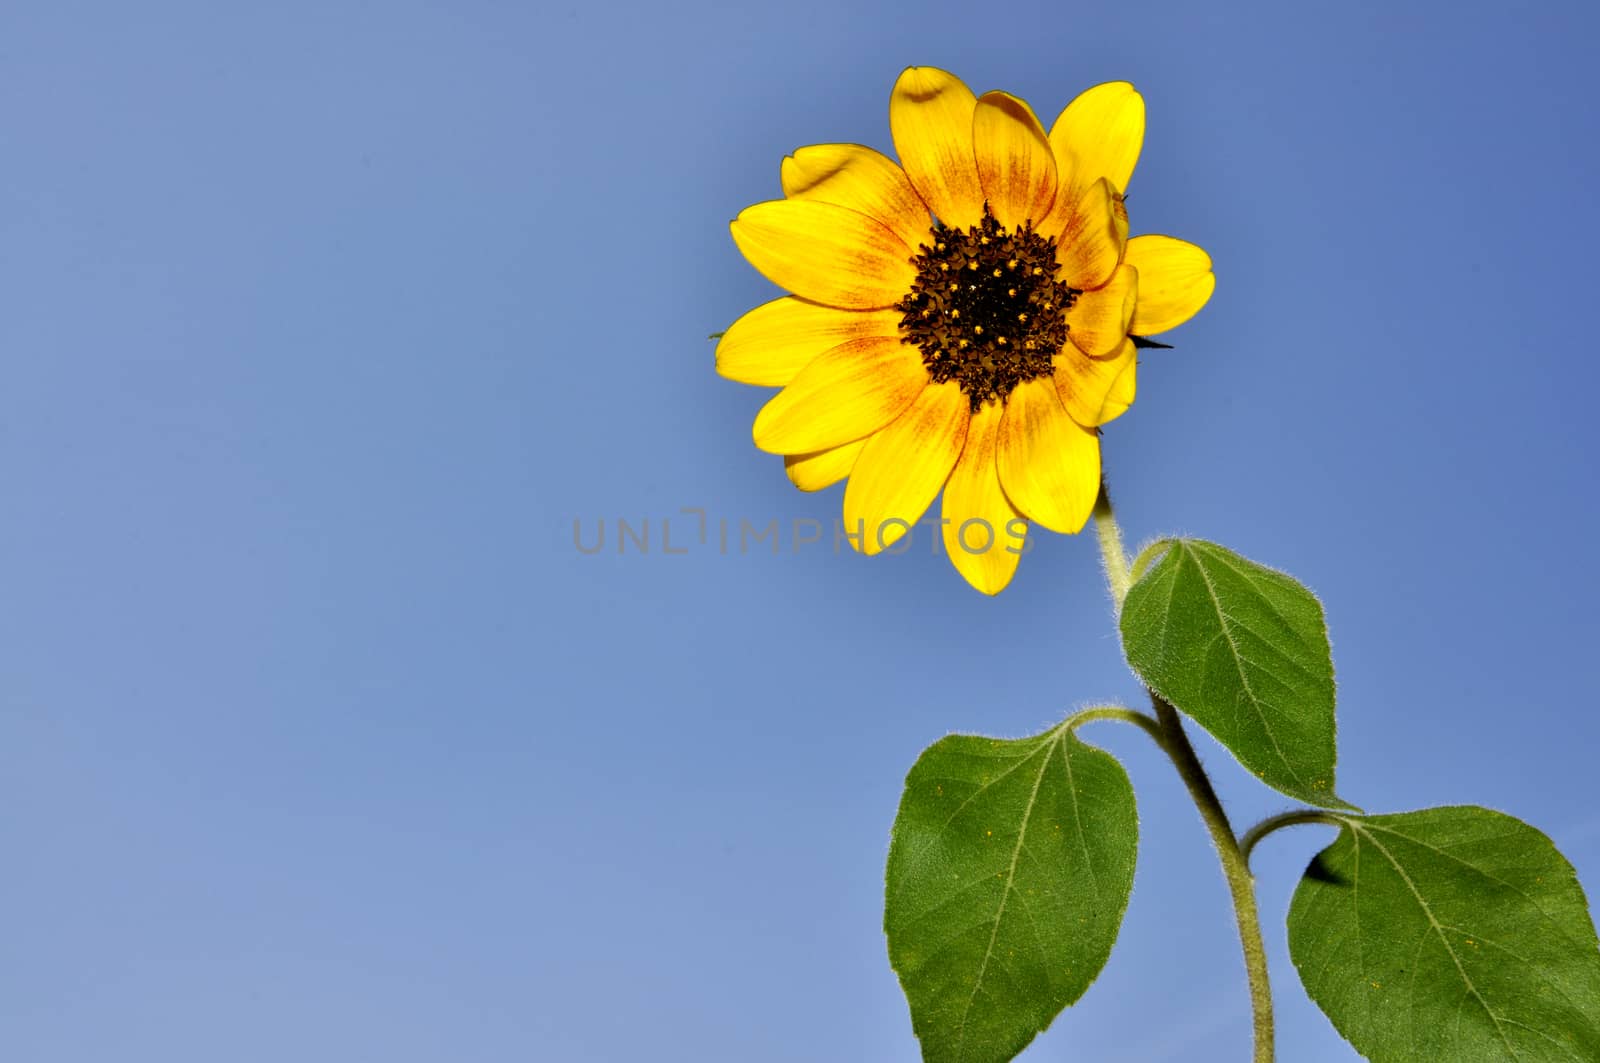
<box><xmin>1092</xmin><ymin>485</ymin><xmax>1275</xmax><ymax>1063</ymax></box>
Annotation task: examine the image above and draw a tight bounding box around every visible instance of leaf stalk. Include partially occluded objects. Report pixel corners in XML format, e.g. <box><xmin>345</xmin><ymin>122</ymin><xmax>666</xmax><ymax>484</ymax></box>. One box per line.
<box><xmin>1239</xmin><ymin>810</ymin><xmax>1344</xmax><ymax>869</ymax></box>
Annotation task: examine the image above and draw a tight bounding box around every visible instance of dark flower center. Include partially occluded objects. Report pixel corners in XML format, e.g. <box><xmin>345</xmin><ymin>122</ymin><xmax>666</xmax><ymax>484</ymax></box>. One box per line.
<box><xmin>896</xmin><ymin>205</ymin><xmax>1080</xmax><ymax>412</ymax></box>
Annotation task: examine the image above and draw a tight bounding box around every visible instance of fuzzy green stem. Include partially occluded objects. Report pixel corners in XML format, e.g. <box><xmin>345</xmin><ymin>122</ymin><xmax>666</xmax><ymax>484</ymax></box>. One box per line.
<box><xmin>1151</xmin><ymin>695</ymin><xmax>1275</xmax><ymax>1063</ymax></box>
<box><xmin>1240</xmin><ymin>810</ymin><xmax>1344</xmax><ymax>869</ymax></box>
<box><xmin>1094</xmin><ymin>482</ymin><xmax>1275</xmax><ymax>1063</ymax></box>
<box><xmin>1092</xmin><ymin>490</ymin><xmax>1133</xmax><ymax>608</ymax></box>
<box><xmin>1065</xmin><ymin>704</ymin><xmax>1167</xmax><ymax>748</ymax></box>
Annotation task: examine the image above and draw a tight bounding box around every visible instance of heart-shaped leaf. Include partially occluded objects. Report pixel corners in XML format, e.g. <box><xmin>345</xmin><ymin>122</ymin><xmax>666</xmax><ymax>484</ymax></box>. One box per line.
<box><xmin>885</xmin><ymin>724</ymin><xmax>1137</xmax><ymax>1062</ymax></box>
<box><xmin>1120</xmin><ymin>538</ymin><xmax>1352</xmax><ymax>808</ymax></box>
<box><xmin>1288</xmin><ymin>806</ymin><xmax>1600</xmax><ymax>1061</ymax></box>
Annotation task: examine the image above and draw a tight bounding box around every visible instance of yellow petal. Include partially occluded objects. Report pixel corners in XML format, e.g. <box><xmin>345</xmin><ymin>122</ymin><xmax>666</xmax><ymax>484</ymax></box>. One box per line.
<box><xmin>941</xmin><ymin>400</ymin><xmax>1026</xmax><ymax>595</ymax></box>
<box><xmin>889</xmin><ymin>66</ymin><xmax>984</xmax><ymax>231</ymax></box>
<box><xmin>1054</xmin><ymin>179</ymin><xmax>1125</xmax><ymax>291</ymax></box>
<box><xmin>781</xmin><ymin>143</ymin><xmax>932</xmax><ymax>252</ymax></box>
<box><xmin>995</xmin><ymin>378</ymin><xmax>1100</xmax><ymax>533</ymax></box>
<box><xmin>752</xmin><ymin>336</ymin><xmax>927</xmax><ymax>454</ymax></box>
<box><xmin>785</xmin><ymin>440</ymin><xmax>865</xmax><ymax>491</ymax></box>
<box><xmin>1056</xmin><ymin>336</ymin><xmax>1137</xmax><ymax>428</ymax></box>
<box><xmin>1125</xmin><ymin>234</ymin><xmax>1215</xmax><ymax>335</ymax></box>
<box><xmin>972</xmin><ymin>91</ymin><xmax>1057</xmax><ymax>231</ymax></box>
<box><xmin>1066</xmin><ymin>263</ymin><xmax>1138</xmax><ymax>357</ymax></box>
<box><xmin>1097</xmin><ymin>348</ymin><xmax>1137</xmax><ymax>425</ymax></box>
<box><xmin>1047</xmin><ymin>81</ymin><xmax>1145</xmax><ymax>205</ymax></box>
<box><xmin>717</xmin><ymin>298</ymin><xmax>902</xmax><ymax>386</ymax></box>
<box><xmin>730</xmin><ymin>199</ymin><xmax>915</xmax><ymax>310</ymax></box>
<box><xmin>843</xmin><ymin>381</ymin><xmax>968</xmax><ymax>555</ymax></box>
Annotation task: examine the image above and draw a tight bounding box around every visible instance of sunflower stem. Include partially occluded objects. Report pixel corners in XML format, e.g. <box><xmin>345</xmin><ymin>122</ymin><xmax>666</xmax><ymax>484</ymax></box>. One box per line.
<box><xmin>1091</xmin><ymin>490</ymin><xmax>1133</xmax><ymax>609</ymax></box>
<box><xmin>1093</xmin><ymin>481</ymin><xmax>1275</xmax><ymax>1063</ymax></box>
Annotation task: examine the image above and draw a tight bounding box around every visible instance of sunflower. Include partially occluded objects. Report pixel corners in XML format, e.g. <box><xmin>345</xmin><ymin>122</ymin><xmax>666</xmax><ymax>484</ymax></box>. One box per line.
<box><xmin>717</xmin><ymin>67</ymin><xmax>1213</xmax><ymax>594</ymax></box>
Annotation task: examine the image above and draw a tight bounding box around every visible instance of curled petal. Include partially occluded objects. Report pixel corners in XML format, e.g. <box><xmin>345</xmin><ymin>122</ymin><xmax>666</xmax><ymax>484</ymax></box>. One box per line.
<box><xmin>1066</xmin><ymin>263</ymin><xmax>1138</xmax><ymax>358</ymax></box>
<box><xmin>1097</xmin><ymin>348</ymin><xmax>1137</xmax><ymax>425</ymax></box>
<box><xmin>1056</xmin><ymin>336</ymin><xmax>1137</xmax><ymax>428</ymax></box>
<box><xmin>1054</xmin><ymin>179</ymin><xmax>1125</xmax><ymax>291</ymax></box>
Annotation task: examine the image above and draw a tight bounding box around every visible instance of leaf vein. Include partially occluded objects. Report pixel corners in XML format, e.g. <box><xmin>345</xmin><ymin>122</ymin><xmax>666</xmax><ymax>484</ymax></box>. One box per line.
<box><xmin>1352</xmin><ymin>823</ymin><xmax>1522</xmax><ymax>1060</ymax></box>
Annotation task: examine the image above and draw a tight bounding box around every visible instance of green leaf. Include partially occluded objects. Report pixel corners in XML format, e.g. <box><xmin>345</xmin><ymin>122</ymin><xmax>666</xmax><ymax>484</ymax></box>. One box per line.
<box><xmin>884</xmin><ymin>724</ymin><xmax>1137</xmax><ymax>1063</ymax></box>
<box><xmin>1119</xmin><ymin>538</ymin><xmax>1353</xmax><ymax>808</ymax></box>
<box><xmin>1288</xmin><ymin>806</ymin><xmax>1600</xmax><ymax>1061</ymax></box>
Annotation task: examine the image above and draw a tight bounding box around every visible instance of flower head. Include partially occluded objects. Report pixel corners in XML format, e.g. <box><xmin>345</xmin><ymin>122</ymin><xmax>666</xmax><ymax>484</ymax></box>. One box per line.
<box><xmin>718</xmin><ymin>67</ymin><xmax>1213</xmax><ymax>594</ymax></box>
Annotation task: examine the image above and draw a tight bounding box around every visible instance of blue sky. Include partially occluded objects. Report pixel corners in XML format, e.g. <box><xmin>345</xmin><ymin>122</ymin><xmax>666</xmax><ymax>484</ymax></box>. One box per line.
<box><xmin>3</xmin><ymin>1</ymin><xmax>1598</xmax><ymax>1060</ymax></box>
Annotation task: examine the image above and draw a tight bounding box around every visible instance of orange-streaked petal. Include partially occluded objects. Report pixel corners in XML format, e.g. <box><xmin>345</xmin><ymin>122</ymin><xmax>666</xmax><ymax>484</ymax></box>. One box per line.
<box><xmin>730</xmin><ymin>200</ymin><xmax>915</xmax><ymax>310</ymax></box>
<box><xmin>1056</xmin><ymin>336</ymin><xmax>1137</xmax><ymax>428</ymax></box>
<box><xmin>1125</xmin><ymin>234</ymin><xmax>1215</xmax><ymax>335</ymax></box>
<box><xmin>889</xmin><ymin>66</ymin><xmax>984</xmax><ymax>231</ymax></box>
<box><xmin>785</xmin><ymin>440</ymin><xmax>865</xmax><ymax>491</ymax></box>
<box><xmin>781</xmin><ymin>143</ymin><xmax>932</xmax><ymax>251</ymax></box>
<box><xmin>1054</xmin><ymin>179</ymin><xmax>1125</xmax><ymax>290</ymax></box>
<box><xmin>843</xmin><ymin>381</ymin><xmax>968</xmax><ymax>554</ymax></box>
<box><xmin>1048</xmin><ymin>81</ymin><xmax>1146</xmax><ymax>206</ymax></box>
<box><xmin>1097</xmin><ymin>348</ymin><xmax>1137</xmax><ymax>425</ymax></box>
<box><xmin>941</xmin><ymin>400</ymin><xmax>1025</xmax><ymax>595</ymax></box>
<box><xmin>717</xmin><ymin>298</ymin><xmax>902</xmax><ymax>386</ymax></box>
<box><xmin>752</xmin><ymin>336</ymin><xmax>927</xmax><ymax>454</ymax></box>
<box><xmin>973</xmin><ymin>91</ymin><xmax>1057</xmax><ymax>230</ymax></box>
<box><xmin>1065</xmin><ymin>263</ymin><xmax>1138</xmax><ymax>357</ymax></box>
<box><xmin>996</xmin><ymin>378</ymin><xmax>1100</xmax><ymax>533</ymax></box>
